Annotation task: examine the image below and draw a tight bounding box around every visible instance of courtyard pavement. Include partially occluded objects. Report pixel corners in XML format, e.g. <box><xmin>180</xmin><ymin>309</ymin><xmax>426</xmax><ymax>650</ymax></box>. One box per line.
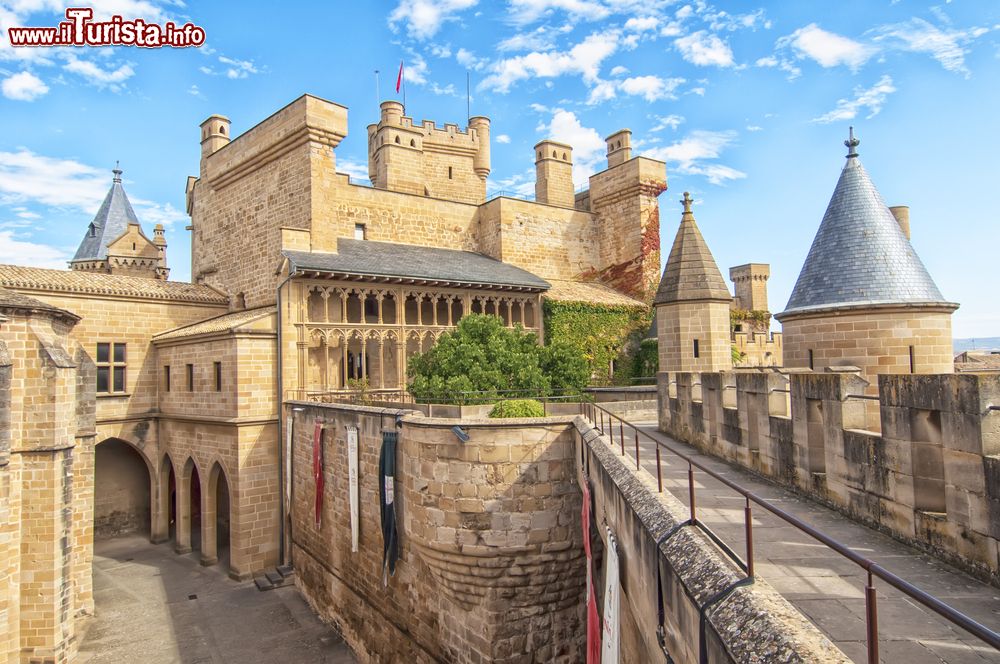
<box><xmin>78</xmin><ymin>536</ymin><xmax>357</xmax><ymax>664</ymax></box>
<box><xmin>623</xmin><ymin>420</ymin><xmax>1000</xmax><ymax>663</ymax></box>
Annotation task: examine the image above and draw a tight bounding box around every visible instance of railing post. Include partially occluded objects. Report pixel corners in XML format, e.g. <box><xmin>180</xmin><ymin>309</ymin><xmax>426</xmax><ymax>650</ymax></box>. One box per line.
<box><xmin>634</xmin><ymin>428</ymin><xmax>640</xmax><ymax>470</ymax></box>
<box><xmin>688</xmin><ymin>463</ymin><xmax>697</xmax><ymax>524</ymax></box>
<box><xmin>866</xmin><ymin>572</ymin><xmax>879</xmax><ymax>664</ymax></box>
<box><xmin>744</xmin><ymin>497</ymin><xmax>754</xmax><ymax>579</ymax></box>
<box><xmin>655</xmin><ymin>446</ymin><xmax>662</xmax><ymax>493</ymax></box>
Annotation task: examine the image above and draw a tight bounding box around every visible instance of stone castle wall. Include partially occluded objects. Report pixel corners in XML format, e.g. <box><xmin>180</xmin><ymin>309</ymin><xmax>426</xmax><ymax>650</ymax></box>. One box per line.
<box><xmin>657</xmin><ymin>369</ymin><xmax>1000</xmax><ymax>583</ymax></box>
<box><xmin>289</xmin><ymin>402</ymin><xmax>585</xmax><ymax>663</ymax></box>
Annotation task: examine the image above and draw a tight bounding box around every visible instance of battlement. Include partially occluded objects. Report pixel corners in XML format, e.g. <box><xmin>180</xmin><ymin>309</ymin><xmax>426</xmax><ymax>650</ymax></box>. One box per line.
<box><xmin>367</xmin><ymin>101</ymin><xmax>490</xmax><ymax>204</ymax></box>
<box><xmin>657</xmin><ymin>369</ymin><xmax>1000</xmax><ymax>583</ymax></box>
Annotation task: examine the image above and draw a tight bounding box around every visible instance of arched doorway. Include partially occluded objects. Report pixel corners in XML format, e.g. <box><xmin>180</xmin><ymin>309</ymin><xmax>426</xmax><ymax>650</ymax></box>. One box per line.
<box><xmin>94</xmin><ymin>439</ymin><xmax>152</xmax><ymax>540</ymax></box>
<box><xmin>205</xmin><ymin>463</ymin><xmax>231</xmax><ymax>570</ymax></box>
<box><xmin>188</xmin><ymin>459</ymin><xmax>202</xmax><ymax>553</ymax></box>
<box><xmin>154</xmin><ymin>454</ymin><xmax>176</xmax><ymax>544</ymax></box>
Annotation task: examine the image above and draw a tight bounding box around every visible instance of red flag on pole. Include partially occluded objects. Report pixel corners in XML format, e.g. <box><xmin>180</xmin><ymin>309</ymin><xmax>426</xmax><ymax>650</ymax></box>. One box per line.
<box><xmin>313</xmin><ymin>422</ymin><xmax>324</xmax><ymax>528</ymax></box>
<box><xmin>395</xmin><ymin>60</ymin><xmax>403</xmax><ymax>94</ymax></box>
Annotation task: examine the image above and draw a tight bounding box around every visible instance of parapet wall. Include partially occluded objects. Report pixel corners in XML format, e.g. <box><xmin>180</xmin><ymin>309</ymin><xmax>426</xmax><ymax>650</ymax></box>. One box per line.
<box><xmin>289</xmin><ymin>402</ymin><xmax>585</xmax><ymax>663</ymax></box>
<box><xmin>656</xmin><ymin>370</ymin><xmax>1000</xmax><ymax>584</ymax></box>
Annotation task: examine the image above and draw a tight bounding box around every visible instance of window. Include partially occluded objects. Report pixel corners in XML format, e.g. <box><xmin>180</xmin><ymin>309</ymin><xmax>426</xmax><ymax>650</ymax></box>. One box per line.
<box><xmin>164</xmin><ymin>366</ymin><xmax>171</xmax><ymax>392</ymax></box>
<box><xmin>186</xmin><ymin>364</ymin><xmax>194</xmax><ymax>391</ymax></box>
<box><xmin>214</xmin><ymin>362</ymin><xmax>222</xmax><ymax>391</ymax></box>
<box><xmin>96</xmin><ymin>343</ymin><xmax>127</xmax><ymax>394</ymax></box>
<box><xmin>808</xmin><ymin>349</ymin><xmax>814</xmax><ymax>370</ymax></box>
<box><xmin>448</xmin><ymin>166</ymin><xmax>453</xmax><ymax>179</ymax></box>
<box><xmin>909</xmin><ymin>345</ymin><xmax>915</xmax><ymax>373</ymax></box>
<box><xmin>354</xmin><ymin>223</ymin><xmax>366</xmax><ymax>240</ymax></box>
<box><xmin>693</xmin><ymin>339</ymin><xmax>700</xmax><ymax>358</ymax></box>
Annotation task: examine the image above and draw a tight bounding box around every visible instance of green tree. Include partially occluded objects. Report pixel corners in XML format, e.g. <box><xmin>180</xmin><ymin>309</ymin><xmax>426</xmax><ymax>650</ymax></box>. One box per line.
<box><xmin>407</xmin><ymin>314</ymin><xmax>588</xmax><ymax>403</ymax></box>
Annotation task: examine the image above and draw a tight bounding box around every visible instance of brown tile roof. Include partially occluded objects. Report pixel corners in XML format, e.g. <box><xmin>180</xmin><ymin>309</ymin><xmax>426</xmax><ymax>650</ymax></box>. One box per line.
<box><xmin>0</xmin><ymin>286</ymin><xmax>79</xmax><ymax>320</ymax></box>
<box><xmin>153</xmin><ymin>306</ymin><xmax>275</xmax><ymax>341</ymax></box>
<box><xmin>544</xmin><ymin>279</ymin><xmax>646</xmax><ymax>308</ymax></box>
<box><xmin>0</xmin><ymin>265</ymin><xmax>228</xmax><ymax>304</ymax></box>
<box><xmin>954</xmin><ymin>352</ymin><xmax>1000</xmax><ymax>371</ymax></box>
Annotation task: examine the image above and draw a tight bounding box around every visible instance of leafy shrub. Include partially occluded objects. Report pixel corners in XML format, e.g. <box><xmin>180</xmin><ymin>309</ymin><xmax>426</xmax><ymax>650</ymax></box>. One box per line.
<box><xmin>543</xmin><ymin>300</ymin><xmax>651</xmax><ymax>385</ymax></box>
<box><xmin>488</xmin><ymin>399</ymin><xmax>545</xmax><ymax>418</ymax></box>
<box><xmin>407</xmin><ymin>314</ymin><xmax>588</xmax><ymax>404</ymax></box>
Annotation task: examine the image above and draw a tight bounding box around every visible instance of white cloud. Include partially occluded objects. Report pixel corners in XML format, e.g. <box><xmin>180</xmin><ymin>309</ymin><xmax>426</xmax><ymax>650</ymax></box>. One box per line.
<box><xmin>539</xmin><ymin>108</ymin><xmax>605</xmax><ymax>184</ymax></box>
<box><xmin>777</xmin><ymin>23</ymin><xmax>875</xmax><ymax>70</ymax></box>
<box><xmin>619</xmin><ymin>75</ymin><xmax>685</xmax><ymax>102</ymax></box>
<box><xmin>1</xmin><ymin>71</ymin><xmax>48</xmax><ymax>101</ymax></box>
<box><xmin>0</xmin><ymin>231</ymin><xmax>71</xmax><ymax>270</ymax></box>
<box><xmin>675</xmin><ymin>5</ymin><xmax>694</xmax><ymax>20</ymax></box>
<box><xmin>498</xmin><ymin>27</ymin><xmax>554</xmax><ymax>52</ymax></box>
<box><xmin>403</xmin><ymin>53</ymin><xmax>428</xmax><ymax>85</ymax></box>
<box><xmin>609</xmin><ymin>65</ymin><xmax>629</xmax><ymax>76</ymax></box>
<box><xmin>755</xmin><ymin>54</ymin><xmax>801</xmax><ymax>79</ymax></box>
<box><xmin>336</xmin><ymin>158</ymin><xmax>371</xmax><ymax>184</ymax></box>
<box><xmin>624</xmin><ymin>16</ymin><xmax>658</xmax><ymax>32</ymax></box>
<box><xmin>456</xmin><ymin>48</ymin><xmax>489</xmax><ymax>71</ymax></box>
<box><xmin>479</xmin><ymin>31</ymin><xmax>619</xmax><ymax>93</ymax></box>
<box><xmin>746</xmin><ymin>124</ymin><xmax>762</xmax><ymax>132</ymax></box>
<box><xmin>430</xmin><ymin>43</ymin><xmax>452</xmax><ymax>58</ymax></box>
<box><xmin>643</xmin><ymin>130</ymin><xmax>746</xmax><ymax>184</ymax></box>
<box><xmin>812</xmin><ymin>75</ymin><xmax>896</xmax><ymax>124</ymax></box>
<box><xmin>187</xmin><ymin>84</ymin><xmax>202</xmax><ymax>97</ymax></box>
<box><xmin>496</xmin><ymin>134</ymin><xmax>512</xmax><ymax>143</ymax></box>
<box><xmin>650</xmin><ymin>114</ymin><xmax>684</xmax><ymax>132</ymax></box>
<box><xmin>218</xmin><ymin>55</ymin><xmax>258</xmax><ymax>79</ymax></box>
<box><xmin>507</xmin><ymin>0</ymin><xmax>610</xmax><ymax>26</ymax></box>
<box><xmin>63</xmin><ymin>54</ymin><xmax>134</xmax><ymax>90</ymax></box>
<box><xmin>674</xmin><ymin>31</ymin><xmax>734</xmax><ymax>67</ymax></box>
<box><xmin>705</xmin><ymin>8</ymin><xmax>770</xmax><ymax>32</ymax></box>
<box><xmin>872</xmin><ymin>18</ymin><xmax>989</xmax><ymax>77</ymax></box>
<box><xmin>586</xmin><ymin>79</ymin><xmax>617</xmax><ymax>104</ymax></box>
<box><xmin>389</xmin><ymin>0</ymin><xmax>478</xmax><ymax>39</ymax></box>
<box><xmin>660</xmin><ymin>22</ymin><xmax>683</xmax><ymax>37</ymax></box>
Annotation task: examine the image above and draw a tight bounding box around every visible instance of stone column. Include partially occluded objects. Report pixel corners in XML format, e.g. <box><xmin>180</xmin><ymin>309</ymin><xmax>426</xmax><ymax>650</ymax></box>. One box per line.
<box><xmin>151</xmin><ymin>460</ymin><xmax>170</xmax><ymax>544</ymax></box>
<box><xmin>175</xmin><ymin>471</ymin><xmax>193</xmax><ymax>554</ymax></box>
<box><xmin>200</xmin><ymin>479</ymin><xmax>218</xmax><ymax>566</ymax></box>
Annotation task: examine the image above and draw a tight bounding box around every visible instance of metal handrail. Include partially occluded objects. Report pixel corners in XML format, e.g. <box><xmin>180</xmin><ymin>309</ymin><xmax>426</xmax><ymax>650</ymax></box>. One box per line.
<box><xmin>580</xmin><ymin>401</ymin><xmax>1000</xmax><ymax>662</ymax></box>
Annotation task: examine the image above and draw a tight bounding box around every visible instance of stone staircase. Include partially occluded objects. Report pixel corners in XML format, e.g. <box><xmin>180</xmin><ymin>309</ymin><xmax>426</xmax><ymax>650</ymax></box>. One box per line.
<box><xmin>254</xmin><ymin>564</ymin><xmax>294</xmax><ymax>591</ymax></box>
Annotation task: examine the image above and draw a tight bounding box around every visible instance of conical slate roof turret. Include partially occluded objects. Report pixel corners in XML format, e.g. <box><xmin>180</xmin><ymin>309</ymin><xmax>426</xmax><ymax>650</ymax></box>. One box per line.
<box><xmin>653</xmin><ymin>192</ymin><xmax>731</xmax><ymax>305</ymax></box>
<box><xmin>72</xmin><ymin>165</ymin><xmax>140</xmax><ymax>263</ymax></box>
<box><xmin>778</xmin><ymin>129</ymin><xmax>954</xmax><ymax>318</ymax></box>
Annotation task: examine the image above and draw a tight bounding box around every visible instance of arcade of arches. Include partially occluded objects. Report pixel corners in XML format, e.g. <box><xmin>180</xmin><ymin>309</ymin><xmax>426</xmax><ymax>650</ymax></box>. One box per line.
<box><xmin>93</xmin><ymin>438</ymin><xmax>233</xmax><ymax>574</ymax></box>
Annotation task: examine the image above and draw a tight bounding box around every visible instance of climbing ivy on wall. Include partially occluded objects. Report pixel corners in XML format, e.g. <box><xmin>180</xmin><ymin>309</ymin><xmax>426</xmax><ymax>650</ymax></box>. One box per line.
<box><xmin>730</xmin><ymin>308</ymin><xmax>771</xmax><ymax>329</ymax></box>
<box><xmin>543</xmin><ymin>300</ymin><xmax>651</xmax><ymax>386</ymax></box>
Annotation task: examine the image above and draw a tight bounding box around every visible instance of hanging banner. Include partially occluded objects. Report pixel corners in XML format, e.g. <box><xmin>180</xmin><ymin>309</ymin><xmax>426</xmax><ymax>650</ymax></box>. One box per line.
<box><xmin>347</xmin><ymin>425</ymin><xmax>359</xmax><ymax>553</ymax></box>
<box><xmin>581</xmin><ymin>476</ymin><xmax>601</xmax><ymax>663</ymax></box>
<box><xmin>601</xmin><ymin>526</ymin><xmax>620</xmax><ymax>664</ymax></box>
<box><xmin>379</xmin><ymin>430</ymin><xmax>399</xmax><ymax>586</ymax></box>
<box><xmin>312</xmin><ymin>421</ymin><xmax>325</xmax><ymax>529</ymax></box>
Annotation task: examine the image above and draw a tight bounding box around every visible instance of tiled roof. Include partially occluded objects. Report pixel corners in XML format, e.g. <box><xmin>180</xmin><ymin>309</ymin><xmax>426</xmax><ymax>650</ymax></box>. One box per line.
<box><xmin>154</xmin><ymin>306</ymin><xmax>275</xmax><ymax>340</ymax></box>
<box><xmin>284</xmin><ymin>239</ymin><xmax>550</xmax><ymax>291</ymax></box>
<box><xmin>0</xmin><ymin>286</ymin><xmax>78</xmax><ymax>320</ymax></box>
<box><xmin>545</xmin><ymin>279</ymin><xmax>645</xmax><ymax>308</ymax></box>
<box><xmin>72</xmin><ymin>169</ymin><xmax>140</xmax><ymax>262</ymax></box>
<box><xmin>779</xmin><ymin>143</ymin><xmax>953</xmax><ymax>318</ymax></box>
<box><xmin>0</xmin><ymin>265</ymin><xmax>229</xmax><ymax>304</ymax></box>
<box><xmin>654</xmin><ymin>194</ymin><xmax>731</xmax><ymax>305</ymax></box>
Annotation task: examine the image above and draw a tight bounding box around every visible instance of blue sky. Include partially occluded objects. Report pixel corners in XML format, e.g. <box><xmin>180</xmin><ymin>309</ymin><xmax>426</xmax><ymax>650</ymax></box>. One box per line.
<box><xmin>1</xmin><ymin>1</ymin><xmax>998</xmax><ymax>338</ymax></box>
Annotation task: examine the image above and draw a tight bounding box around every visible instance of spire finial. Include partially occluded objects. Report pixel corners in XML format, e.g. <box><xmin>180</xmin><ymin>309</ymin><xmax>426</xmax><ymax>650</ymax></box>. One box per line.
<box><xmin>681</xmin><ymin>191</ymin><xmax>693</xmax><ymax>214</ymax></box>
<box><xmin>844</xmin><ymin>126</ymin><xmax>860</xmax><ymax>159</ymax></box>
<box><xmin>112</xmin><ymin>161</ymin><xmax>122</xmax><ymax>183</ymax></box>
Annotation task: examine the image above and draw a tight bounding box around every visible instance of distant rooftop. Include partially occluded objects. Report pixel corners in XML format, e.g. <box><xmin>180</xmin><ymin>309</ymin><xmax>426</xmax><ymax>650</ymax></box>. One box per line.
<box><xmin>72</xmin><ymin>166</ymin><xmax>140</xmax><ymax>263</ymax></box>
<box><xmin>778</xmin><ymin>129</ymin><xmax>956</xmax><ymax>318</ymax></box>
<box><xmin>0</xmin><ymin>265</ymin><xmax>228</xmax><ymax>304</ymax></box>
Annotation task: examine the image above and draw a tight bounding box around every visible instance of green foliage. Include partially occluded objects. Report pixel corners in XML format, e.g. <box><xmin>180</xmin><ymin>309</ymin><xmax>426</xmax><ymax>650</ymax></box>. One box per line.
<box><xmin>543</xmin><ymin>300</ymin><xmax>651</xmax><ymax>386</ymax></box>
<box><xmin>407</xmin><ymin>314</ymin><xmax>588</xmax><ymax>404</ymax></box>
<box><xmin>614</xmin><ymin>338</ymin><xmax>658</xmax><ymax>384</ymax></box>
<box><xmin>730</xmin><ymin>308</ymin><xmax>771</xmax><ymax>330</ymax></box>
<box><xmin>731</xmin><ymin>345</ymin><xmax>745</xmax><ymax>364</ymax></box>
<box><xmin>488</xmin><ymin>399</ymin><xmax>545</xmax><ymax>418</ymax></box>
<box><xmin>346</xmin><ymin>377</ymin><xmax>370</xmax><ymax>404</ymax></box>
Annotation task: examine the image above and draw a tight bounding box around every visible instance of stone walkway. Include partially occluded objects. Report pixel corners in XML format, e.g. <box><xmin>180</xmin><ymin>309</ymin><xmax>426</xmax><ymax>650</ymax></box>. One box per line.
<box><xmin>78</xmin><ymin>536</ymin><xmax>356</xmax><ymax>664</ymax></box>
<box><xmin>620</xmin><ymin>421</ymin><xmax>1000</xmax><ymax>663</ymax></box>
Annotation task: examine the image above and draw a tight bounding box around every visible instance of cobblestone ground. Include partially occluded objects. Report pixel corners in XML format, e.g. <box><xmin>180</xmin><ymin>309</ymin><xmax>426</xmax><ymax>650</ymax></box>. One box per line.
<box><xmin>625</xmin><ymin>420</ymin><xmax>1000</xmax><ymax>664</ymax></box>
<box><xmin>79</xmin><ymin>535</ymin><xmax>356</xmax><ymax>664</ymax></box>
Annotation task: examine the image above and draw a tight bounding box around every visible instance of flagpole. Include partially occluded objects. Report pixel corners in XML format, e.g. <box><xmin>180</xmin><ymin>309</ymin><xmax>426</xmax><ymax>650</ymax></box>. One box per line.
<box><xmin>374</xmin><ymin>69</ymin><xmax>380</xmax><ymax>108</ymax></box>
<box><xmin>466</xmin><ymin>71</ymin><xmax>471</xmax><ymax>124</ymax></box>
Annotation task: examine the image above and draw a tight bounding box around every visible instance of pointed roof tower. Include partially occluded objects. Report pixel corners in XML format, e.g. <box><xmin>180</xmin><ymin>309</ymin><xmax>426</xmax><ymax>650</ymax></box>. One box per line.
<box><xmin>777</xmin><ymin>128</ymin><xmax>954</xmax><ymax>319</ymax></box>
<box><xmin>653</xmin><ymin>192</ymin><xmax>731</xmax><ymax>305</ymax></box>
<box><xmin>72</xmin><ymin>165</ymin><xmax>141</xmax><ymax>263</ymax></box>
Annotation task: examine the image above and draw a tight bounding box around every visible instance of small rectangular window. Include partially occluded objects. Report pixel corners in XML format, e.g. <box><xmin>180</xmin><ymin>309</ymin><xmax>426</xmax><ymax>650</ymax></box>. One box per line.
<box><xmin>354</xmin><ymin>223</ymin><xmax>366</xmax><ymax>240</ymax></box>
<box><xmin>693</xmin><ymin>339</ymin><xmax>700</xmax><ymax>358</ymax></box>
<box><xmin>909</xmin><ymin>345</ymin><xmax>915</xmax><ymax>373</ymax></box>
<box><xmin>448</xmin><ymin>166</ymin><xmax>453</xmax><ymax>179</ymax></box>
<box><xmin>214</xmin><ymin>362</ymin><xmax>222</xmax><ymax>391</ymax></box>
<box><xmin>808</xmin><ymin>349</ymin><xmax>815</xmax><ymax>370</ymax></box>
<box><xmin>164</xmin><ymin>366</ymin><xmax>171</xmax><ymax>392</ymax></box>
<box><xmin>186</xmin><ymin>364</ymin><xmax>194</xmax><ymax>391</ymax></box>
<box><xmin>96</xmin><ymin>342</ymin><xmax>127</xmax><ymax>394</ymax></box>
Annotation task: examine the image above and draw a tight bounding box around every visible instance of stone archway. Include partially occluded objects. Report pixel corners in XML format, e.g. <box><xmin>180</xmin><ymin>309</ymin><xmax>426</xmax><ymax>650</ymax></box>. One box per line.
<box><xmin>202</xmin><ymin>462</ymin><xmax>231</xmax><ymax>570</ymax></box>
<box><xmin>94</xmin><ymin>438</ymin><xmax>153</xmax><ymax>540</ymax></box>
<box><xmin>176</xmin><ymin>457</ymin><xmax>202</xmax><ymax>555</ymax></box>
<box><xmin>153</xmin><ymin>454</ymin><xmax>177</xmax><ymax>544</ymax></box>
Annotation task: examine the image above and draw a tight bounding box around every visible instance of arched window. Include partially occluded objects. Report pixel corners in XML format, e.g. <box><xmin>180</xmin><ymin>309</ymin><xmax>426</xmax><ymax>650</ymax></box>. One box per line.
<box><xmin>410</xmin><ymin>139</ymin><xmax>416</xmax><ymax>147</ymax></box>
<box><xmin>219</xmin><ymin>125</ymin><xmax>226</xmax><ymax>135</ymax></box>
<box><xmin>395</xmin><ymin>136</ymin><xmax>400</xmax><ymax>144</ymax></box>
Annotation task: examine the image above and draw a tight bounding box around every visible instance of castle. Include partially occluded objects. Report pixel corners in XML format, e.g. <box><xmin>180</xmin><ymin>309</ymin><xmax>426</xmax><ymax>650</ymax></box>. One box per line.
<box><xmin>0</xmin><ymin>87</ymin><xmax>978</xmax><ymax>663</ymax></box>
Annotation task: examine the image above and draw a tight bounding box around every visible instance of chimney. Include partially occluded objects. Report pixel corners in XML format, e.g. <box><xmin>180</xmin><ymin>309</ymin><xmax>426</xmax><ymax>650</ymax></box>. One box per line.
<box><xmin>153</xmin><ymin>223</ymin><xmax>169</xmax><ymax>280</ymax></box>
<box><xmin>200</xmin><ymin>115</ymin><xmax>231</xmax><ymax>159</ymax></box>
<box><xmin>534</xmin><ymin>140</ymin><xmax>574</xmax><ymax>207</ymax></box>
<box><xmin>889</xmin><ymin>205</ymin><xmax>910</xmax><ymax>240</ymax></box>
<box><xmin>605</xmin><ymin>129</ymin><xmax>632</xmax><ymax>168</ymax></box>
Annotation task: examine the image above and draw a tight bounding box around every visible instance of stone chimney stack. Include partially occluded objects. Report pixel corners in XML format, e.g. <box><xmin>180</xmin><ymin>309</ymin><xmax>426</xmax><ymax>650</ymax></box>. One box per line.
<box><xmin>153</xmin><ymin>223</ymin><xmax>169</xmax><ymax>280</ymax></box>
<box><xmin>534</xmin><ymin>140</ymin><xmax>574</xmax><ymax>207</ymax></box>
<box><xmin>605</xmin><ymin>129</ymin><xmax>632</xmax><ymax>167</ymax></box>
<box><xmin>889</xmin><ymin>205</ymin><xmax>910</xmax><ymax>240</ymax></box>
<box><xmin>200</xmin><ymin>115</ymin><xmax>231</xmax><ymax>160</ymax></box>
